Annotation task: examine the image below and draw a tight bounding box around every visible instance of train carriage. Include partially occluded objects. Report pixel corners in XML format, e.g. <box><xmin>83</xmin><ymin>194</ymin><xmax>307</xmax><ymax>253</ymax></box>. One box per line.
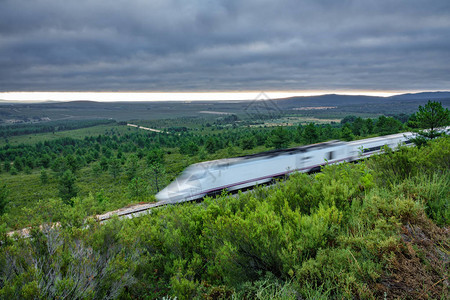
<box><xmin>156</xmin><ymin>128</ymin><xmax>447</xmax><ymax>203</ymax></box>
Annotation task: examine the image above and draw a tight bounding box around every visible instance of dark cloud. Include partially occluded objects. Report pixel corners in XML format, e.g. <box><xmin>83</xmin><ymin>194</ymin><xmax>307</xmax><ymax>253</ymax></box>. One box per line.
<box><xmin>0</xmin><ymin>0</ymin><xmax>449</xmax><ymax>92</ymax></box>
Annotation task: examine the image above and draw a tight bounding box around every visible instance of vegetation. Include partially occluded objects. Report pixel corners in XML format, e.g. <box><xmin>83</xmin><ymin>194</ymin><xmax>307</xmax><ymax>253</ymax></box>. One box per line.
<box><xmin>409</xmin><ymin>100</ymin><xmax>450</xmax><ymax>146</ymax></box>
<box><xmin>0</xmin><ymin>136</ymin><xmax>448</xmax><ymax>299</ymax></box>
<box><xmin>0</xmin><ymin>119</ymin><xmax>115</xmax><ymax>138</ymax></box>
<box><xmin>0</xmin><ymin>183</ymin><xmax>8</xmax><ymax>215</ymax></box>
<box><xmin>0</xmin><ymin>102</ymin><xmax>448</xmax><ymax>299</ymax></box>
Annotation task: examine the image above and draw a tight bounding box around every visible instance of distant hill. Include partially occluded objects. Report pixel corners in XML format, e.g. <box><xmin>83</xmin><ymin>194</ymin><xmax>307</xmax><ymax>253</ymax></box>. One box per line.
<box><xmin>274</xmin><ymin>92</ymin><xmax>450</xmax><ymax>116</ymax></box>
<box><xmin>275</xmin><ymin>94</ymin><xmax>381</xmax><ymax>108</ymax></box>
<box><xmin>275</xmin><ymin>91</ymin><xmax>450</xmax><ymax>107</ymax></box>
<box><xmin>389</xmin><ymin>91</ymin><xmax>450</xmax><ymax>100</ymax></box>
<box><xmin>1</xmin><ymin>91</ymin><xmax>449</xmax><ymax>122</ymax></box>
<box><xmin>0</xmin><ymin>99</ymin><xmax>60</xmax><ymax>104</ymax></box>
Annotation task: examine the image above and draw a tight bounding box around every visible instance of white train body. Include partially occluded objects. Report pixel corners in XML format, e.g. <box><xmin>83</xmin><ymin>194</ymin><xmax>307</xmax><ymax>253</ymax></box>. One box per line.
<box><xmin>156</xmin><ymin>129</ymin><xmax>443</xmax><ymax>203</ymax></box>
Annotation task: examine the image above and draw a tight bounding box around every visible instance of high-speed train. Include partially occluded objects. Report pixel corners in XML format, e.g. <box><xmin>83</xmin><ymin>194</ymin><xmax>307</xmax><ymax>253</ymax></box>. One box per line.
<box><xmin>155</xmin><ymin>129</ymin><xmax>445</xmax><ymax>203</ymax></box>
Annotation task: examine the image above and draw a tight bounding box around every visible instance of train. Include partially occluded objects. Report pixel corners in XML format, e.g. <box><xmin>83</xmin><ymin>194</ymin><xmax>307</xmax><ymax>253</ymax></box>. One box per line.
<box><xmin>155</xmin><ymin>129</ymin><xmax>446</xmax><ymax>203</ymax></box>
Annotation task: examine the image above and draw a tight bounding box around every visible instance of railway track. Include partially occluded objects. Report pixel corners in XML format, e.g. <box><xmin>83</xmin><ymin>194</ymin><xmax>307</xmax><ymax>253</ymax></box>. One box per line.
<box><xmin>6</xmin><ymin>185</ymin><xmax>264</xmax><ymax>239</ymax></box>
<box><xmin>6</xmin><ymin>196</ymin><xmax>203</xmax><ymax>238</ymax></box>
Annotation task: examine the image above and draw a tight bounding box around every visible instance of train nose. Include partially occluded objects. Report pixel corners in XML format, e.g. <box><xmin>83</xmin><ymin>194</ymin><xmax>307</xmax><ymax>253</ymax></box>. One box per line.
<box><xmin>155</xmin><ymin>189</ymin><xmax>182</xmax><ymax>203</ymax></box>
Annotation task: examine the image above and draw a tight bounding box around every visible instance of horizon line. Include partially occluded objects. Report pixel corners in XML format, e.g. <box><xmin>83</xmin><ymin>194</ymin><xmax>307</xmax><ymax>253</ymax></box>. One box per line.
<box><xmin>0</xmin><ymin>90</ymin><xmax>447</xmax><ymax>102</ymax></box>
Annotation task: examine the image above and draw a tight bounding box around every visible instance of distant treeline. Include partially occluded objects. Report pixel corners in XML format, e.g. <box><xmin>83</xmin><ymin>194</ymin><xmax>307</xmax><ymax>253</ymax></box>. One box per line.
<box><xmin>0</xmin><ymin>119</ymin><xmax>116</xmax><ymax>138</ymax></box>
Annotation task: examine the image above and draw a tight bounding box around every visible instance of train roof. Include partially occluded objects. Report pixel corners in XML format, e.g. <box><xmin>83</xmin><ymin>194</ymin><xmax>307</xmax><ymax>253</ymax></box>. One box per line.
<box><xmin>191</xmin><ymin>140</ymin><xmax>345</xmax><ymax>169</ymax></box>
<box><xmin>348</xmin><ymin>127</ymin><xmax>449</xmax><ymax>147</ymax></box>
<box><xmin>347</xmin><ymin>132</ymin><xmax>413</xmax><ymax>146</ymax></box>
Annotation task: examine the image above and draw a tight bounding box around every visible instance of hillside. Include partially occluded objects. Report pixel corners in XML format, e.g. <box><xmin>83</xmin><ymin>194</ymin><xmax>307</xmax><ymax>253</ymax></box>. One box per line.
<box><xmin>1</xmin><ymin>92</ymin><xmax>450</xmax><ymax>123</ymax></box>
<box><xmin>1</xmin><ymin>136</ymin><xmax>448</xmax><ymax>299</ymax></box>
<box><xmin>275</xmin><ymin>92</ymin><xmax>450</xmax><ymax>115</ymax></box>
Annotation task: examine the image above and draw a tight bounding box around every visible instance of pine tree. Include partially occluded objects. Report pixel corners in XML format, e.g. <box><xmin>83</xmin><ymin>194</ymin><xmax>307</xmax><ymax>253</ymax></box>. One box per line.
<box><xmin>58</xmin><ymin>170</ymin><xmax>77</xmax><ymax>205</ymax></box>
<box><xmin>109</xmin><ymin>159</ymin><xmax>122</xmax><ymax>179</ymax></box>
<box><xmin>0</xmin><ymin>183</ymin><xmax>8</xmax><ymax>214</ymax></box>
<box><xmin>268</xmin><ymin>127</ymin><xmax>290</xmax><ymax>149</ymax></box>
<box><xmin>415</xmin><ymin>100</ymin><xmax>449</xmax><ymax>139</ymax></box>
<box><xmin>302</xmin><ymin>123</ymin><xmax>319</xmax><ymax>144</ymax></box>
<box><xmin>40</xmin><ymin>168</ymin><xmax>49</xmax><ymax>184</ymax></box>
<box><xmin>125</xmin><ymin>154</ymin><xmax>139</xmax><ymax>180</ymax></box>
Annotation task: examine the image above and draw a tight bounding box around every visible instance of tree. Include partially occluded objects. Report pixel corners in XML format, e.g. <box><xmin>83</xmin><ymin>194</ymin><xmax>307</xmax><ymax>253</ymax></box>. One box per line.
<box><xmin>24</xmin><ymin>166</ymin><xmax>32</xmax><ymax>174</ymax></box>
<box><xmin>9</xmin><ymin>166</ymin><xmax>18</xmax><ymax>175</ymax></box>
<box><xmin>340</xmin><ymin>115</ymin><xmax>357</xmax><ymax>124</ymax></box>
<box><xmin>40</xmin><ymin>168</ymin><xmax>49</xmax><ymax>184</ymax></box>
<box><xmin>125</xmin><ymin>154</ymin><xmax>139</xmax><ymax>180</ymax></box>
<box><xmin>364</xmin><ymin>118</ymin><xmax>374</xmax><ymax>135</ymax></box>
<box><xmin>65</xmin><ymin>154</ymin><xmax>80</xmax><ymax>173</ymax></box>
<box><xmin>351</xmin><ymin>117</ymin><xmax>365</xmax><ymax>136</ymax></box>
<box><xmin>340</xmin><ymin>124</ymin><xmax>354</xmax><ymax>141</ymax></box>
<box><xmin>109</xmin><ymin>159</ymin><xmax>122</xmax><ymax>179</ymax></box>
<box><xmin>147</xmin><ymin>162</ymin><xmax>166</xmax><ymax>193</ymax></box>
<box><xmin>268</xmin><ymin>127</ymin><xmax>290</xmax><ymax>149</ymax></box>
<box><xmin>0</xmin><ymin>183</ymin><xmax>8</xmax><ymax>214</ymax></box>
<box><xmin>180</xmin><ymin>141</ymin><xmax>199</xmax><ymax>155</ymax></box>
<box><xmin>13</xmin><ymin>157</ymin><xmax>23</xmax><ymax>172</ymax></box>
<box><xmin>226</xmin><ymin>142</ymin><xmax>238</xmax><ymax>156</ymax></box>
<box><xmin>3</xmin><ymin>161</ymin><xmax>11</xmax><ymax>172</ymax></box>
<box><xmin>100</xmin><ymin>157</ymin><xmax>109</xmax><ymax>171</ymax></box>
<box><xmin>128</xmin><ymin>177</ymin><xmax>148</xmax><ymax>199</ymax></box>
<box><xmin>302</xmin><ymin>123</ymin><xmax>319</xmax><ymax>144</ymax></box>
<box><xmin>58</xmin><ymin>170</ymin><xmax>77</xmax><ymax>204</ymax></box>
<box><xmin>414</xmin><ymin>100</ymin><xmax>449</xmax><ymax>139</ymax></box>
<box><xmin>147</xmin><ymin>148</ymin><xmax>164</xmax><ymax>165</ymax></box>
<box><xmin>240</xmin><ymin>136</ymin><xmax>256</xmax><ymax>150</ymax></box>
<box><xmin>374</xmin><ymin>116</ymin><xmax>403</xmax><ymax>135</ymax></box>
<box><xmin>40</xmin><ymin>154</ymin><xmax>51</xmax><ymax>168</ymax></box>
<box><xmin>294</xmin><ymin>125</ymin><xmax>304</xmax><ymax>143</ymax></box>
<box><xmin>321</xmin><ymin>124</ymin><xmax>335</xmax><ymax>140</ymax></box>
<box><xmin>92</xmin><ymin>162</ymin><xmax>102</xmax><ymax>176</ymax></box>
<box><xmin>205</xmin><ymin>137</ymin><xmax>219</xmax><ymax>154</ymax></box>
<box><xmin>51</xmin><ymin>156</ymin><xmax>67</xmax><ymax>173</ymax></box>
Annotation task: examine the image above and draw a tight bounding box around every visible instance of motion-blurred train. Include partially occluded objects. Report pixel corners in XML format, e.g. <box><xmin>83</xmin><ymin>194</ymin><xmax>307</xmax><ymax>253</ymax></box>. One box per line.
<box><xmin>156</xmin><ymin>128</ymin><xmax>448</xmax><ymax>203</ymax></box>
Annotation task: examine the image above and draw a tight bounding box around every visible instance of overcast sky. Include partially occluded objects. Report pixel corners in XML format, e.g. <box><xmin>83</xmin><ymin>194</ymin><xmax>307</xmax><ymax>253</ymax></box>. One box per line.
<box><xmin>1</xmin><ymin>0</ymin><xmax>449</xmax><ymax>94</ymax></box>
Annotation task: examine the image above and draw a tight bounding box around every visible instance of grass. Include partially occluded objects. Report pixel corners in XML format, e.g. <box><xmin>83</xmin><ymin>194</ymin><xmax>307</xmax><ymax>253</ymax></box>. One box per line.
<box><xmin>0</xmin><ymin>161</ymin><xmax>154</xmax><ymax>230</ymax></box>
<box><xmin>0</xmin><ymin>124</ymin><xmax>133</xmax><ymax>146</ymax></box>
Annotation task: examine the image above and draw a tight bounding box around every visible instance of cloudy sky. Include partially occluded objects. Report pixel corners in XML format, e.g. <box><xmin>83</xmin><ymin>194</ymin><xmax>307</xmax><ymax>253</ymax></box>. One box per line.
<box><xmin>1</xmin><ymin>0</ymin><xmax>449</xmax><ymax>99</ymax></box>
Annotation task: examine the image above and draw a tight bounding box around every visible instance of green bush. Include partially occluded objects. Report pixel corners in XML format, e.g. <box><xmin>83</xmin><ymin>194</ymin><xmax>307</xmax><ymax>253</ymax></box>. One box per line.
<box><xmin>392</xmin><ymin>172</ymin><xmax>449</xmax><ymax>226</ymax></box>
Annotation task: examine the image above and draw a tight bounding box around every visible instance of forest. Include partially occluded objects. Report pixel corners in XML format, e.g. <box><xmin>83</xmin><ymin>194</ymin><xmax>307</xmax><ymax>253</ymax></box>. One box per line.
<box><xmin>0</xmin><ymin>119</ymin><xmax>115</xmax><ymax>139</ymax></box>
<box><xmin>0</xmin><ymin>101</ymin><xmax>449</xmax><ymax>299</ymax></box>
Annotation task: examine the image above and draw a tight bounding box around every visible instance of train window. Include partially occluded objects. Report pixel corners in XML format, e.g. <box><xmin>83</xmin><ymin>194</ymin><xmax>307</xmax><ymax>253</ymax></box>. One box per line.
<box><xmin>188</xmin><ymin>173</ymin><xmax>206</xmax><ymax>181</ymax></box>
<box><xmin>178</xmin><ymin>172</ymin><xmax>191</xmax><ymax>181</ymax></box>
<box><xmin>327</xmin><ymin>151</ymin><xmax>334</xmax><ymax>160</ymax></box>
<box><xmin>362</xmin><ymin>146</ymin><xmax>382</xmax><ymax>153</ymax></box>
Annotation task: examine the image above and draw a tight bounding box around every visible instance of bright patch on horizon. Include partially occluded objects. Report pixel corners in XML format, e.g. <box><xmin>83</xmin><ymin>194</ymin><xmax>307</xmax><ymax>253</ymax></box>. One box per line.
<box><xmin>0</xmin><ymin>91</ymin><xmax>407</xmax><ymax>102</ymax></box>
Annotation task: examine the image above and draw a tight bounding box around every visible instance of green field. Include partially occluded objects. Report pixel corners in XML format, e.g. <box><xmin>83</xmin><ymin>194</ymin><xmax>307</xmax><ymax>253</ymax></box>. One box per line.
<box><xmin>0</xmin><ymin>124</ymin><xmax>134</xmax><ymax>146</ymax></box>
